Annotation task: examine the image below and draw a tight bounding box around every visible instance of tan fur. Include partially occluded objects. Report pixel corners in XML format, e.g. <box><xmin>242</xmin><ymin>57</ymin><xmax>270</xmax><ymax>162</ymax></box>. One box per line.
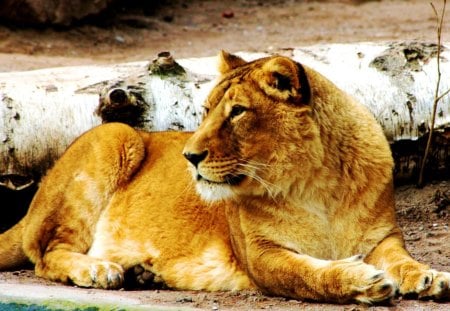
<box><xmin>1</xmin><ymin>52</ymin><xmax>449</xmax><ymax>304</ymax></box>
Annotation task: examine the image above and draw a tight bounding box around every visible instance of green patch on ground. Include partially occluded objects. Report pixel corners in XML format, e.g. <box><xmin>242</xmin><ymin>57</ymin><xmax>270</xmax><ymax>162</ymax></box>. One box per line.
<box><xmin>0</xmin><ymin>297</ymin><xmax>194</xmax><ymax>311</ymax></box>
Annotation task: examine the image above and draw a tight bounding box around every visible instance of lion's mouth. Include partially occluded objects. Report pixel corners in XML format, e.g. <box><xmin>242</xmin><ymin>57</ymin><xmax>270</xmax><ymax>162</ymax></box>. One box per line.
<box><xmin>197</xmin><ymin>174</ymin><xmax>246</xmax><ymax>186</ymax></box>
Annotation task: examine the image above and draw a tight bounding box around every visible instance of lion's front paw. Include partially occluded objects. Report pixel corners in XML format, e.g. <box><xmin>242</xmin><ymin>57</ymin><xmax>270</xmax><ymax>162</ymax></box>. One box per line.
<box><xmin>327</xmin><ymin>255</ymin><xmax>396</xmax><ymax>304</ymax></box>
<box><xmin>86</xmin><ymin>261</ymin><xmax>124</xmax><ymax>289</ymax></box>
<box><xmin>353</xmin><ymin>274</ymin><xmax>396</xmax><ymax>304</ymax></box>
<box><xmin>69</xmin><ymin>260</ymin><xmax>124</xmax><ymax>289</ymax></box>
<box><xmin>400</xmin><ymin>269</ymin><xmax>450</xmax><ymax>300</ymax></box>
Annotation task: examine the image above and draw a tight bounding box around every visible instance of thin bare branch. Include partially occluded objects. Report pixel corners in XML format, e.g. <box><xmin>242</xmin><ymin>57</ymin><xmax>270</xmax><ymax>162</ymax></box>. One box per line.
<box><xmin>436</xmin><ymin>87</ymin><xmax>450</xmax><ymax>102</ymax></box>
<box><xmin>418</xmin><ymin>0</ymin><xmax>447</xmax><ymax>187</ymax></box>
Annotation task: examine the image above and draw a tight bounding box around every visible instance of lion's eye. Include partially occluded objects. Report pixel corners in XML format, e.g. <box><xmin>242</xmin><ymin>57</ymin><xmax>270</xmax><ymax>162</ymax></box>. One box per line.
<box><xmin>229</xmin><ymin>105</ymin><xmax>247</xmax><ymax>119</ymax></box>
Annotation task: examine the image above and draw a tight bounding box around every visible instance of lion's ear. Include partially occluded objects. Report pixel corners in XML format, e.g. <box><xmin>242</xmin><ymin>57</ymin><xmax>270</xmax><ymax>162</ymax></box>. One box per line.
<box><xmin>218</xmin><ymin>50</ymin><xmax>247</xmax><ymax>74</ymax></box>
<box><xmin>258</xmin><ymin>56</ymin><xmax>310</xmax><ymax>104</ymax></box>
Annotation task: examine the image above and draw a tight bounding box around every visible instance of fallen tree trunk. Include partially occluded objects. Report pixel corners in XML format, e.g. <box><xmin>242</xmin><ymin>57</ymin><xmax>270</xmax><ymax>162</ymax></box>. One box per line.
<box><xmin>1</xmin><ymin>42</ymin><xmax>449</xmax><ymax>190</ymax></box>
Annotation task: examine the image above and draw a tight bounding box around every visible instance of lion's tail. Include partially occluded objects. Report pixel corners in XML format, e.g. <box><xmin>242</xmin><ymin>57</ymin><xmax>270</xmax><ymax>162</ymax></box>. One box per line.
<box><xmin>0</xmin><ymin>218</ymin><xmax>28</xmax><ymax>270</ymax></box>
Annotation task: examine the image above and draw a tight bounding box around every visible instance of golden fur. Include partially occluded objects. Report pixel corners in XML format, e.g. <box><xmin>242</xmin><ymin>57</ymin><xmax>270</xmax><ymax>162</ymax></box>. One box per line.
<box><xmin>1</xmin><ymin>51</ymin><xmax>449</xmax><ymax>304</ymax></box>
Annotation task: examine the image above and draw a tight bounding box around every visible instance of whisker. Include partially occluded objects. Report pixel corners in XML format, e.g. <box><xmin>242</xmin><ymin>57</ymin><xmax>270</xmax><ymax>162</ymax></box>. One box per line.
<box><xmin>175</xmin><ymin>172</ymin><xmax>197</xmax><ymax>201</ymax></box>
<box><xmin>248</xmin><ymin>173</ymin><xmax>279</xmax><ymax>202</ymax></box>
<box><xmin>237</xmin><ymin>161</ymin><xmax>271</xmax><ymax>177</ymax></box>
<box><xmin>235</xmin><ymin>167</ymin><xmax>280</xmax><ymax>202</ymax></box>
<box><xmin>237</xmin><ymin>163</ymin><xmax>263</xmax><ymax>171</ymax></box>
<box><xmin>239</xmin><ymin>158</ymin><xmax>271</xmax><ymax>168</ymax></box>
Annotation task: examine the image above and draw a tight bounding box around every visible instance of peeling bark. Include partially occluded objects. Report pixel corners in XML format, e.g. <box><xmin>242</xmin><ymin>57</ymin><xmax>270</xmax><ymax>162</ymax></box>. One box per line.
<box><xmin>1</xmin><ymin>42</ymin><xmax>449</xmax><ymax>190</ymax></box>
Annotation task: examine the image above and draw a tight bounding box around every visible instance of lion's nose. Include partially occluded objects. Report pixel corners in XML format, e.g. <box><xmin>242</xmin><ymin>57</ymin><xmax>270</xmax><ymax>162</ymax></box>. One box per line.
<box><xmin>183</xmin><ymin>150</ymin><xmax>208</xmax><ymax>168</ymax></box>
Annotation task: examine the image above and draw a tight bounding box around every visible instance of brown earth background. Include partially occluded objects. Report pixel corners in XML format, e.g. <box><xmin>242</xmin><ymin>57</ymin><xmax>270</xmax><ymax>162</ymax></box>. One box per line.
<box><xmin>0</xmin><ymin>0</ymin><xmax>449</xmax><ymax>310</ymax></box>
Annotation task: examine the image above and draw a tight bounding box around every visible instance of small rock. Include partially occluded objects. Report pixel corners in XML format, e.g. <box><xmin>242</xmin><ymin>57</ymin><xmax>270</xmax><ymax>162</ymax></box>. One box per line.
<box><xmin>176</xmin><ymin>296</ymin><xmax>193</xmax><ymax>303</ymax></box>
<box><xmin>163</xmin><ymin>15</ymin><xmax>174</xmax><ymax>23</ymax></box>
<box><xmin>405</xmin><ymin>235</ymin><xmax>421</xmax><ymax>242</ymax></box>
<box><xmin>115</xmin><ymin>35</ymin><xmax>125</xmax><ymax>44</ymax></box>
<box><xmin>222</xmin><ymin>9</ymin><xmax>234</xmax><ymax>18</ymax></box>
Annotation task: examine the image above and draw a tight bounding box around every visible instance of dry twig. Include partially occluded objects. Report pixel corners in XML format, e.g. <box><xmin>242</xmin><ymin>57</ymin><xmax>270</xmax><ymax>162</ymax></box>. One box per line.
<box><xmin>418</xmin><ymin>0</ymin><xmax>448</xmax><ymax>187</ymax></box>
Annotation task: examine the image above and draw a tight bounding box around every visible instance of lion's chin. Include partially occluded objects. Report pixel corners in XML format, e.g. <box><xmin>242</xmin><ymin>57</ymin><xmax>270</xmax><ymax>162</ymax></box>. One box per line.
<box><xmin>195</xmin><ymin>181</ymin><xmax>236</xmax><ymax>202</ymax></box>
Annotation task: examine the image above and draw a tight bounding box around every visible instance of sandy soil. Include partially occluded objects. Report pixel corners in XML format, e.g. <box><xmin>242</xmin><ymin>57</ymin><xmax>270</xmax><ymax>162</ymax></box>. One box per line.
<box><xmin>0</xmin><ymin>0</ymin><xmax>449</xmax><ymax>310</ymax></box>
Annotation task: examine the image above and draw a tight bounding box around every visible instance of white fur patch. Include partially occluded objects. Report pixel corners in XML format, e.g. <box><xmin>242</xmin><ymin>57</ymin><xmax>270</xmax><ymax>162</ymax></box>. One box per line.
<box><xmin>196</xmin><ymin>182</ymin><xmax>235</xmax><ymax>202</ymax></box>
<box><xmin>186</xmin><ymin>164</ymin><xmax>236</xmax><ymax>202</ymax></box>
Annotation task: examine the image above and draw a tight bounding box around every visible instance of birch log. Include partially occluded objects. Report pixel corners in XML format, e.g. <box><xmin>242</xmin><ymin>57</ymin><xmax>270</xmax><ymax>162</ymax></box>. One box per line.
<box><xmin>1</xmin><ymin>42</ymin><xmax>449</xmax><ymax>191</ymax></box>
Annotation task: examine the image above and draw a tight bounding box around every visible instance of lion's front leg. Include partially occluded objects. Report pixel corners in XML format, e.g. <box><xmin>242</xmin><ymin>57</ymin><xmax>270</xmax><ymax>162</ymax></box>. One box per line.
<box><xmin>365</xmin><ymin>232</ymin><xmax>450</xmax><ymax>300</ymax></box>
<box><xmin>246</xmin><ymin>246</ymin><xmax>396</xmax><ymax>304</ymax></box>
<box><xmin>35</xmin><ymin>250</ymin><xmax>124</xmax><ymax>289</ymax></box>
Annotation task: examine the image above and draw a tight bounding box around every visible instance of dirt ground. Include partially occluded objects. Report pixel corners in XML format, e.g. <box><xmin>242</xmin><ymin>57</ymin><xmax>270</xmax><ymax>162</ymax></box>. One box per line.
<box><xmin>0</xmin><ymin>0</ymin><xmax>449</xmax><ymax>310</ymax></box>
<box><xmin>1</xmin><ymin>0</ymin><xmax>450</xmax><ymax>71</ymax></box>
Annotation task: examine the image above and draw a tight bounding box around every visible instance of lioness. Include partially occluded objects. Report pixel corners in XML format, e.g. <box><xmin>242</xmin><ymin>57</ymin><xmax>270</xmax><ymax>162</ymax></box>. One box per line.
<box><xmin>0</xmin><ymin>52</ymin><xmax>449</xmax><ymax>304</ymax></box>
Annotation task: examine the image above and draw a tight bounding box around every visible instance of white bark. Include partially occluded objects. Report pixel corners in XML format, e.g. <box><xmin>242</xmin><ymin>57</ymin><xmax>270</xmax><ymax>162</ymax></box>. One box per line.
<box><xmin>1</xmin><ymin>42</ymin><xmax>449</xmax><ymax>188</ymax></box>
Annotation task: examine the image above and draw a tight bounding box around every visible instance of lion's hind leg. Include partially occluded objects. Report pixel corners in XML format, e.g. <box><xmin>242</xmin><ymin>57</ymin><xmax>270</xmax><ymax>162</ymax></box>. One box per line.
<box><xmin>23</xmin><ymin>123</ymin><xmax>146</xmax><ymax>289</ymax></box>
<box><xmin>124</xmin><ymin>263</ymin><xmax>168</xmax><ymax>289</ymax></box>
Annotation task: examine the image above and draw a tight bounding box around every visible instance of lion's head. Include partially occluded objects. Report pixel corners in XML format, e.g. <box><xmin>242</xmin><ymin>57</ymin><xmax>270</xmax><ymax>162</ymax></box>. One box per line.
<box><xmin>183</xmin><ymin>51</ymin><xmax>326</xmax><ymax>202</ymax></box>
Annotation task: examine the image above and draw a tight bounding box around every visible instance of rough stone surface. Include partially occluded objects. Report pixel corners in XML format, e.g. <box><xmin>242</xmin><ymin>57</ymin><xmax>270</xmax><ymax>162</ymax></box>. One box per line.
<box><xmin>0</xmin><ymin>0</ymin><xmax>114</xmax><ymax>26</ymax></box>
